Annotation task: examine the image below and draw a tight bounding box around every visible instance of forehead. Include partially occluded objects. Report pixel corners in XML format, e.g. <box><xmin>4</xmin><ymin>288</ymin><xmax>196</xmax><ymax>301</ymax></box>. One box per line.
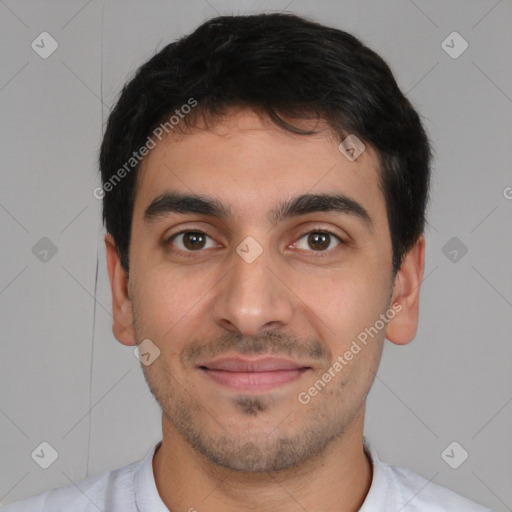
<box><xmin>133</xmin><ymin>109</ymin><xmax>387</xmax><ymax>228</ymax></box>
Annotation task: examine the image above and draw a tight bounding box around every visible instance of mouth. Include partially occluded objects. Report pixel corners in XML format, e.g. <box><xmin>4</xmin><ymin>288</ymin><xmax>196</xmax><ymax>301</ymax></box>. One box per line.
<box><xmin>197</xmin><ymin>356</ymin><xmax>312</xmax><ymax>392</ymax></box>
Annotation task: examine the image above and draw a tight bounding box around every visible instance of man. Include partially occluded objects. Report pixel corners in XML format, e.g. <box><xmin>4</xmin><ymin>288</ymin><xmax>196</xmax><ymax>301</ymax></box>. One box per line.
<box><xmin>3</xmin><ymin>12</ymin><xmax>492</xmax><ymax>512</ymax></box>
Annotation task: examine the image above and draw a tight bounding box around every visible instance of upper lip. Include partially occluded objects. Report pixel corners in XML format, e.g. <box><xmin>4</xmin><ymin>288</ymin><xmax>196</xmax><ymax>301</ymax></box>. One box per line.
<box><xmin>197</xmin><ymin>356</ymin><xmax>311</xmax><ymax>372</ymax></box>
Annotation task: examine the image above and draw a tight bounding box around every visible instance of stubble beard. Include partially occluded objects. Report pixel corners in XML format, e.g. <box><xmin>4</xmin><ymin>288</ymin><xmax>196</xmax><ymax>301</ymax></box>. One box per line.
<box><xmin>141</xmin><ymin>360</ymin><xmax>368</xmax><ymax>473</ymax></box>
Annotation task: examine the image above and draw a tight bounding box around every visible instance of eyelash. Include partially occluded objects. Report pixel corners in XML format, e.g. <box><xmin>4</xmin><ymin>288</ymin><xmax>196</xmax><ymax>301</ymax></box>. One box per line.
<box><xmin>165</xmin><ymin>229</ymin><xmax>344</xmax><ymax>257</ymax></box>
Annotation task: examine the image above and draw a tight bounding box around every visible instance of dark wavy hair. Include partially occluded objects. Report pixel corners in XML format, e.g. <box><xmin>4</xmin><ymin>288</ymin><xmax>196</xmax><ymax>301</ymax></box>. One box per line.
<box><xmin>99</xmin><ymin>13</ymin><xmax>431</xmax><ymax>275</ymax></box>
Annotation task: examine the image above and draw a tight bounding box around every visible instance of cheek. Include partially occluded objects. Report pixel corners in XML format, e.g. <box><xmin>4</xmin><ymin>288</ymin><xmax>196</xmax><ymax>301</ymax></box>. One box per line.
<box><xmin>305</xmin><ymin>272</ymin><xmax>390</xmax><ymax>350</ymax></box>
<box><xmin>131</xmin><ymin>268</ymin><xmax>208</xmax><ymax>341</ymax></box>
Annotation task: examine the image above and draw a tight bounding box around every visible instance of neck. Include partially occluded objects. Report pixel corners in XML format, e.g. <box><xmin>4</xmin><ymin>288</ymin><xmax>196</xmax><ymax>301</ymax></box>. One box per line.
<box><xmin>153</xmin><ymin>411</ymin><xmax>372</xmax><ymax>512</ymax></box>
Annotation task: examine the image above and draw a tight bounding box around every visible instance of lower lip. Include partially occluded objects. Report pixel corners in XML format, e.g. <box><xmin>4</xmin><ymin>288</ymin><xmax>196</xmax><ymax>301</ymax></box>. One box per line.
<box><xmin>200</xmin><ymin>368</ymin><xmax>308</xmax><ymax>392</ymax></box>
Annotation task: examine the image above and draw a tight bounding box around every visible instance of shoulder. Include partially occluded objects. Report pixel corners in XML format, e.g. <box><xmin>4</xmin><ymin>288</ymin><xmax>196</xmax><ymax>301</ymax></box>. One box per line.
<box><xmin>1</xmin><ymin>461</ymin><xmax>139</xmax><ymax>512</ymax></box>
<box><xmin>362</xmin><ymin>441</ymin><xmax>493</xmax><ymax>511</ymax></box>
<box><xmin>382</xmin><ymin>462</ymin><xmax>493</xmax><ymax>511</ymax></box>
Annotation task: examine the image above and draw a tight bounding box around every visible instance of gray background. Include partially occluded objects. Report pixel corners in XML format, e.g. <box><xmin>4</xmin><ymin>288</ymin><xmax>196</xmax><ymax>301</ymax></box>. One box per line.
<box><xmin>1</xmin><ymin>0</ymin><xmax>511</xmax><ymax>510</ymax></box>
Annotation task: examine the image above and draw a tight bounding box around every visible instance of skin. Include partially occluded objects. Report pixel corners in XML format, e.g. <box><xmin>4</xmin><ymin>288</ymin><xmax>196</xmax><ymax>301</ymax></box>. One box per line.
<box><xmin>105</xmin><ymin>108</ymin><xmax>425</xmax><ymax>512</ymax></box>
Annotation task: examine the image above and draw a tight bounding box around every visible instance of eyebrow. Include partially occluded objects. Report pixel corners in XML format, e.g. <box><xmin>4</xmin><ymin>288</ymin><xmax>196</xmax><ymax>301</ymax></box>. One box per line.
<box><xmin>143</xmin><ymin>192</ymin><xmax>372</xmax><ymax>229</ymax></box>
<box><xmin>144</xmin><ymin>193</ymin><xmax>230</xmax><ymax>222</ymax></box>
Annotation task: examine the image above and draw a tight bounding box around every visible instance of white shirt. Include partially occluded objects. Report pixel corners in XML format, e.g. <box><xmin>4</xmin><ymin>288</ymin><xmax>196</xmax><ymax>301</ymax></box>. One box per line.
<box><xmin>1</xmin><ymin>440</ymin><xmax>492</xmax><ymax>511</ymax></box>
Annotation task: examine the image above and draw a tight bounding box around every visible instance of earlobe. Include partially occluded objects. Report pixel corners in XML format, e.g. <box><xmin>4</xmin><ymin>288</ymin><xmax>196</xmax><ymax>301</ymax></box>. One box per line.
<box><xmin>386</xmin><ymin>235</ymin><xmax>425</xmax><ymax>346</ymax></box>
<box><xmin>105</xmin><ymin>234</ymin><xmax>137</xmax><ymax>346</ymax></box>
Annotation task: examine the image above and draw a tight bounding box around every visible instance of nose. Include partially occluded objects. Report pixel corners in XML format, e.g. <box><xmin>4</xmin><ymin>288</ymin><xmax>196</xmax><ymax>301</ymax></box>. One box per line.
<box><xmin>211</xmin><ymin>244</ymin><xmax>294</xmax><ymax>337</ymax></box>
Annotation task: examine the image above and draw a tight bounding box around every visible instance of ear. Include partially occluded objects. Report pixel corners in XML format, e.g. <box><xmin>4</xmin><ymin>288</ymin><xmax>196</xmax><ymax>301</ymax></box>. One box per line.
<box><xmin>105</xmin><ymin>233</ymin><xmax>137</xmax><ymax>346</ymax></box>
<box><xmin>386</xmin><ymin>234</ymin><xmax>425</xmax><ymax>346</ymax></box>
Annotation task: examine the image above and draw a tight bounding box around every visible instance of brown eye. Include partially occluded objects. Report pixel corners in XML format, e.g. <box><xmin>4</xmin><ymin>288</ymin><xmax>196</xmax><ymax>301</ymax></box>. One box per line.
<box><xmin>307</xmin><ymin>232</ymin><xmax>331</xmax><ymax>251</ymax></box>
<box><xmin>183</xmin><ymin>232</ymin><xmax>206</xmax><ymax>250</ymax></box>
<box><xmin>170</xmin><ymin>231</ymin><xmax>216</xmax><ymax>251</ymax></box>
<box><xmin>294</xmin><ymin>231</ymin><xmax>342</xmax><ymax>252</ymax></box>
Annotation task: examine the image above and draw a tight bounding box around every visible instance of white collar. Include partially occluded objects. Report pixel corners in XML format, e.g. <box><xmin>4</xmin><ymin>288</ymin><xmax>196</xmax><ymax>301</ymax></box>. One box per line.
<box><xmin>135</xmin><ymin>439</ymin><xmax>388</xmax><ymax>511</ymax></box>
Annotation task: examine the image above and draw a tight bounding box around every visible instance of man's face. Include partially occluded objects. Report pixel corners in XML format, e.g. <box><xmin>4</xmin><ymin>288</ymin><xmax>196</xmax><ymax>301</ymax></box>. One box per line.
<box><xmin>124</xmin><ymin>109</ymin><xmax>398</xmax><ymax>472</ymax></box>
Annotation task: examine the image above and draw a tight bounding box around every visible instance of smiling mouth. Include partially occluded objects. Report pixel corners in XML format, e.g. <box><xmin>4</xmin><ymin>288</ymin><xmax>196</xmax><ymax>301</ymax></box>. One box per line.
<box><xmin>197</xmin><ymin>356</ymin><xmax>312</xmax><ymax>392</ymax></box>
